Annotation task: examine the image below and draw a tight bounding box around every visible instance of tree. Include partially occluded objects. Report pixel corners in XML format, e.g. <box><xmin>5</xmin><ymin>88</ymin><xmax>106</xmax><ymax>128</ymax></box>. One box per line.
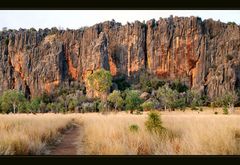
<box><xmin>157</xmin><ymin>84</ymin><xmax>186</xmax><ymax>110</ymax></box>
<box><xmin>145</xmin><ymin>111</ymin><xmax>164</xmax><ymax>134</ymax></box>
<box><xmin>141</xmin><ymin>101</ymin><xmax>155</xmax><ymax>111</ymax></box>
<box><xmin>39</xmin><ymin>102</ymin><xmax>47</xmax><ymax>113</ymax></box>
<box><xmin>107</xmin><ymin>90</ymin><xmax>124</xmax><ymax>111</ymax></box>
<box><xmin>186</xmin><ymin>90</ymin><xmax>203</xmax><ymax>109</ymax></box>
<box><xmin>0</xmin><ymin>90</ymin><xmax>26</xmax><ymax>113</ymax></box>
<box><xmin>213</xmin><ymin>91</ymin><xmax>238</xmax><ymax>112</ymax></box>
<box><xmin>30</xmin><ymin>97</ymin><xmax>41</xmax><ymax>113</ymax></box>
<box><xmin>87</xmin><ymin>68</ymin><xmax>112</xmax><ymax>93</ymax></box>
<box><xmin>125</xmin><ymin>90</ymin><xmax>143</xmax><ymax>113</ymax></box>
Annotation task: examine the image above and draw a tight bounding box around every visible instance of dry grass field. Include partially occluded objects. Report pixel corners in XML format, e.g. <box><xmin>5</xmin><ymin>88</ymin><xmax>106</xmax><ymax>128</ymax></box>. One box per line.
<box><xmin>0</xmin><ymin>114</ymin><xmax>75</xmax><ymax>155</ymax></box>
<box><xmin>1</xmin><ymin>108</ymin><xmax>240</xmax><ymax>155</ymax></box>
<box><xmin>78</xmin><ymin>109</ymin><xmax>240</xmax><ymax>155</ymax></box>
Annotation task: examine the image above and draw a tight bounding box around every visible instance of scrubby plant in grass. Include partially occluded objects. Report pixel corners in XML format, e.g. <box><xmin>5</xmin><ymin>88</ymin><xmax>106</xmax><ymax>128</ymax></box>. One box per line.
<box><xmin>223</xmin><ymin>106</ymin><xmax>228</xmax><ymax>115</ymax></box>
<box><xmin>157</xmin><ymin>84</ymin><xmax>186</xmax><ymax>110</ymax></box>
<box><xmin>107</xmin><ymin>90</ymin><xmax>124</xmax><ymax>111</ymax></box>
<box><xmin>129</xmin><ymin>124</ymin><xmax>139</xmax><ymax>133</ymax></box>
<box><xmin>141</xmin><ymin>101</ymin><xmax>155</xmax><ymax>111</ymax></box>
<box><xmin>125</xmin><ymin>90</ymin><xmax>143</xmax><ymax>114</ymax></box>
<box><xmin>98</xmin><ymin>101</ymin><xmax>109</xmax><ymax>113</ymax></box>
<box><xmin>145</xmin><ymin>111</ymin><xmax>164</xmax><ymax>134</ymax></box>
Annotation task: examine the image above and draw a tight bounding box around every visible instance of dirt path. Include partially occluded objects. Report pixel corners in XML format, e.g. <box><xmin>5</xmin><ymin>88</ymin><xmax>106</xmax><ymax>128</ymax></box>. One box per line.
<box><xmin>48</xmin><ymin>123</ymin><xmax>84</xmax><ymax>155</ymax></box>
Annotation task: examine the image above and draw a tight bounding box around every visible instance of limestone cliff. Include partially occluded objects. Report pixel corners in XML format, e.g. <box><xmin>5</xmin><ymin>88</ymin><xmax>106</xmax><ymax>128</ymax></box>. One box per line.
<box><xmin>0</xmin><ymin>17</ymin><xmax>239</xmax><ymax>100</ymax></box>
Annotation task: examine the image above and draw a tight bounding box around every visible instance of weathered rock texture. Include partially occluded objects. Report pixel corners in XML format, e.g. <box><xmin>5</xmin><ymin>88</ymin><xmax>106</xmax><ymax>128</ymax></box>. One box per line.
<box><xmin>0</xmin><ymin>16</ymin><xmax>239</xmax><ymax>100</ymax></box>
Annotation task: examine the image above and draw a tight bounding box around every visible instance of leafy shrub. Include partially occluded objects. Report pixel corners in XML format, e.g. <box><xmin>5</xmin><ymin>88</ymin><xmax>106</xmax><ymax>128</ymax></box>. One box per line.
<box><xmin>107</xmin><ymin>90</ymin><xmax>124</xmax><ymax>110</ymax></box>
<box><xmin>98</xmin><ymin>101</ymin><xmax>108</xmax><ymax>113</ymax></box>
<box><xmin>125</xmin><ymin>90</ymin><xmax>143</xmax><ymax>113</ymax></box>
<box><xmin>157</xmin><ymin>84</ymin><xmax>186</xmax><ymax>110</ymax></box>
<box><xmin>145</xmin><ymin>111</ymin><xmax>164</xmax><ymax>134</ymax></box>
<box><xmin>223</xmin><ymin>106</ymin><xmax>228</xmax><ymax>115</ymax></box>
<box><xmin>68</xmin><ymin>99</ymin><xmax>78</xmax><ymax>112</ymax></box>
<box><xmin>213</xmin><ymin>91</ymin><xmax>238</xmax><ymax>108</ymax></box>
<box><xmin>87</xmin><ymin>68</ymin><xmax>112</xmax><ymax>93</ymax></box>
<box><xmin>141</xmin><ymin>101</ymin><xmax>155</xmax><ymax>111</ymax></box>
<box><xmin>170</xmin><ymin>80</ymin><xmax>188</xmax><ymax>93</ymax></box>
<box><xmin>82</xmin><ymin>102</ymin><xmax>97</xmax><ymax>112</ymax></box>
<box><xmin>227</xmin><ymin>22</ymin><xmax>236</xmax><ymax>26</ymax></box>
<box><xmin>129</xmin><ymin>124</ymin><xmax>139</xmax><ymax>133</ymax></box>
<box><xmin>0</xmin><ymin>90</ymin><xmax>26</xmax><ymax>113</ymax></box>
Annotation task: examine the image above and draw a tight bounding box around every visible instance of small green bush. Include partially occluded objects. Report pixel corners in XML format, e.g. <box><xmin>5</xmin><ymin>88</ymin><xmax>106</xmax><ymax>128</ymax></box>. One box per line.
<box><xmin>223</xmin><ymin>106</ymin><xmax>228</xmax><ymax>115</ymax></box>
<box><xmin>129</xmin><ymin>124</ymin><xmax>139</xmax><ymax>133</ymax></box>
<box><xmin>141</xmin><ymin>101</ymin><xmax>155</xmax><ymax>111</ymax></box>
<box><xmin>145</xmin><ymin>111</ymin><xmax>164</xmax><ymax>134</ymax></box>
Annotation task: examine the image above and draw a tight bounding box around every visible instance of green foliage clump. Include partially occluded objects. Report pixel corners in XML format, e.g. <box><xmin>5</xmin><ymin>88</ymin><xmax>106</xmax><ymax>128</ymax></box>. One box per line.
<box><xmin>125</xmin><ymin>90</ymin><xmax>143</xmax><ymax>113</ymax></box>
<box><xmin>0</xmin><ymin>90</ymin><xmax>26</xmax><ymax>113</ymax></box>
<box><xmin>141</xmin><ymin>101</ymin><xmax>155</xmax><ymax>111</ymax></box>
<box><xmin>223</xmin><ymin>106</ymin><xmax>228</xmax><ymax>115</ymax></box>
<box><xmin>157</xmin><ymin>84</ymin><xmax>186</xmax><ymax>110</ymax></box>
<box><xmin>186</xmin><ymin>90</ymin><xmax>204</xmax><ymax>109</ymax></box>
<box><xmin>107</xmin><ymin>90</ymin><xmax>124</xmax><ymax>110</ymax></box>
<box><xmin>87</xmin><ymin>68</ymin><xmax>112</xmax><ymax>93</ymax></box>
<box><xmin>68</xmin><ymin>99</ymin><xmax>78</xmax><ymax>112</ymax></box>
<box><xmin>129</xmin><ymin>124</ymin><xmax>139</xmax><ymax>133</ymax></box>
<box><xmin>145</xmin><ymin>111</ymin><xmax>164</xmax><ymax>134</ymax></box>
<box><xmin>227</xmin><ymin>22</ymin><xmax>236</xmax><ymax>26</ymax></box>
<box><xmin>212</xmin><ymin>91</ymin><xmax>238</xmax><ymax>108</ymax></box>
<box><xmin>98</xmin><ymin>101</ymin><xmax>109</xmax><ymax>113</ymax></box>
<box><xmin>170</xmin><ymin>80</ymin><xmax>188</xmax><ymax>93</ymax></box>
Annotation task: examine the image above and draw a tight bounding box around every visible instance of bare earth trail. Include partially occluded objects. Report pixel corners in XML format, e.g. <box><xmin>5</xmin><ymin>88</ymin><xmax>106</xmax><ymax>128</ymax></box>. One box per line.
<box><xmin>48</xmin><ymin>123</ymin><xmax>84</xmax><ymax>155</ymax></box>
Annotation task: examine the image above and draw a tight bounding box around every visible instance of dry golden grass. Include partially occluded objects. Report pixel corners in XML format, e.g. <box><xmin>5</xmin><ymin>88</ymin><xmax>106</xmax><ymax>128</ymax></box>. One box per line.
<box><xmin>1</xmin><ymin>109</ymin><xmax>240</xmax><ymax>155</ymax></box>
<box><xmin>0</xmin><ymin>113</ymin><xmax>75</xmax><ymax>155</ymax></box>
<box><xmin>77</xmin><ymin>111</ymin><xmax>240</xmax><ymax>155</ymax></box>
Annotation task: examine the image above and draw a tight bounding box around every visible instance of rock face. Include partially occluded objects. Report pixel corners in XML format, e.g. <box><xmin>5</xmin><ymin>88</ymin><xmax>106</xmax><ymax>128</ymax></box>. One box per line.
<box><xmin>0</xmin><ymin>17</ymin><xmax>240</xmax><ymax>100</ymax></box>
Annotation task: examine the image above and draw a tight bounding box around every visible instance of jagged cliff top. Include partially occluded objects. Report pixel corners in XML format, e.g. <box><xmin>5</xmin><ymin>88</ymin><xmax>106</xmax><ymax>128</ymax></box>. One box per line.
<box><xmin>0</xmin><ymin>16</ymin><xmax>239</xmax><ymax>34</ymax></box>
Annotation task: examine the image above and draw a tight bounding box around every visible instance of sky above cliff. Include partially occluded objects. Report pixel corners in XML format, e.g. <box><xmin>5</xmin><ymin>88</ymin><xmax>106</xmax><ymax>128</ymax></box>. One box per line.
<box><xmin>0</xmin><ymin>10</ymin><xmax>239</xmax><ymax>30</ymax></box>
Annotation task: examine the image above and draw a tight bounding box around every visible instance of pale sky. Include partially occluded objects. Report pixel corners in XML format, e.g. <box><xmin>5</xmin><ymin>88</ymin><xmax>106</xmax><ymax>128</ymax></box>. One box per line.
<box><xmin>0</xmin><ymin>10</ymin><xmax>239</xmax><ymax>30</ymax></box>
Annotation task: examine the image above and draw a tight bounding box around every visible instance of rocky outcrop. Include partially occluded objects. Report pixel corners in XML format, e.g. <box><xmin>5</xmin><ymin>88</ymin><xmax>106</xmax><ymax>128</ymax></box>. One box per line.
<box><xmin>0</xmin><ymin>17</ymin><xmax>239</xmax><ymax>100</ymax></box>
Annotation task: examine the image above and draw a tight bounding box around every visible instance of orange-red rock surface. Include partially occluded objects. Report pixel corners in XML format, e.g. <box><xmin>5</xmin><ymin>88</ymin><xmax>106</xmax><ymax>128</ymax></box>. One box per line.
<box><xmin>0</xmin><ymin>17</ymin><xmax>239</xmax><ymax>99</ymax></box>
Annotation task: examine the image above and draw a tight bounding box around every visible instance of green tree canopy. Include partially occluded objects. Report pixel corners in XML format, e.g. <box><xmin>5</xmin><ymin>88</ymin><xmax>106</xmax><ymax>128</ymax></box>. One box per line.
<box><xmin>87</xmin><ymin>68</ymin><xmax>112</xmax><ymax>93</ymax></box>
<box><xmin>0</xmin><ymin>90</ymin><xmax>26</xmax><ymax>113</ymax></box>
<box><xmin>125</xmin><ymin>90</ymin><xmax>143</xmax><ymax>112</ymax></box>
<box><xmin>107</xmin><ymin>90</ymin><xmax>124</xmax><ymax>110</ymax></box>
